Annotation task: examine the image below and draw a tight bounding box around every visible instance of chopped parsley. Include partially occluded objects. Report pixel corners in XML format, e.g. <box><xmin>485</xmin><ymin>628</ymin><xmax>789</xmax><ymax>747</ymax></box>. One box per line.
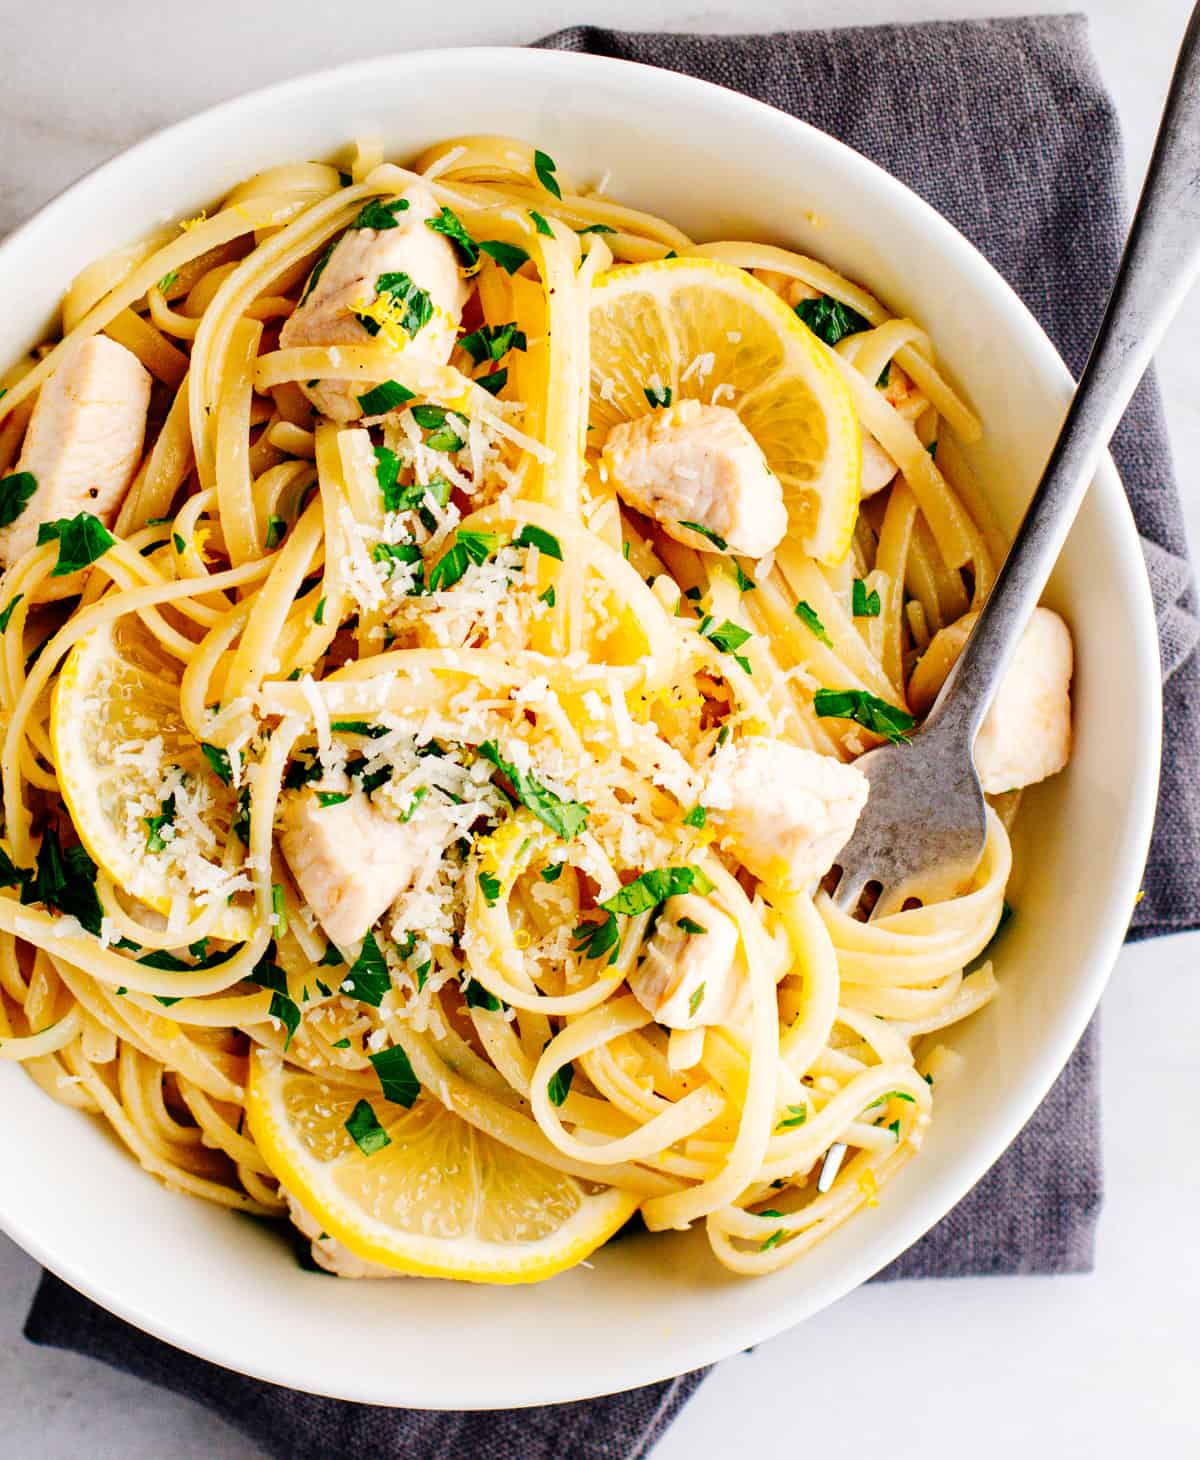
<box><xmin>678</xmin><ymin>520</ymin><xmax>726</xmax><ymax>551</ymax></box>
<box><xmin>428</xmin><ymin>527</ymin><xmax>504</xmax><ymax>591</ymax></box>
<box><xmin>813</xmin><ymin>688</ymin><xmax>916</xmax><ymax>744</ymax></box>
<box><xmin>319</xmin><ymin>942</ymin><xmax>345</xmax><ymax>967</ymax></box>
<box><xmin>360</xmin><ymin>271</ymin><xmax>433</xmax><ymax>340</ymax></box>
<box><xmin>357</xmin><ymin>379</ymin><xmax>414</xmax><ymax>416</ymax></box>
<box><xmin>464</xmin><ymin>978</ymin><xmax>503</xmax><ymax>1012</ymax></box>
<box><xmin>777</xmin><ymin>1104</ymin><xmax>809</xmax><ymax>1129</ymax></box>
<box><xmin>36</xmin><ymin>512</ymin><xmax>114</xmax><ymax>576</ymax></box>
<box><xmin>577</xmin><ymin>222</ymin><xmax>617</xmax><ymax>235</ymax></box>
<box><xmin>734</xmin><ymin>562</ymin><xmax>756</xmax><ymax>592</ymax></box>
<box><xmin>411</xmin><ymin>403</ymin><xmax>465</xmax><ymax>452</ymax></box>
<box><xmin>459</xmin><ymin>321</ymin><xmax>526</xmax><ymax>366</ymax></box>
<box><xmin>794</xmin><ymin>600</ymin><xmax>832</xmax><ymax>647</ymax></box>
<box><xmin>548</xmin><ymin>1059</ymin><xmax>574</xmax><ymax>1106</ymax></box>
<box><xmin>369</xmin><ymin>1044</ymin><xmax>420</xmax><ymax>1108</ymax></box>
<box><xmin>678</xmin><ymin>917</ymin><xmax>707</xmax><ymax>936</ymax></box>
<box><xmin>701</xmin><ymin>618</ymin><xmax>753</xmax><ymax>674</ymax></box>
<box><xmin>313</xmin><ymin>597</ymin><xmax>326</xmax><ymax>625</ymax></box>
<box><xmin>341</xmin><ymin>930</ymin><xmax>391</xmax><ymax>1007</ymax></box>
<box><xmin>512</xmin><ymin>524</ymin><xmax>562</xmax><ymax>560</ymax></box>
<box><xmin>865</xmin><ymin>1090</ymin><xmax>916</xmax><ymax>1109</ymax></box>
<box><xmin>349</xmin><ymin>196</ymin><xmax>410</xmax><ymax>230</ymax></box>
<box><xmin>477</xmin><ymin>740</ymin><xmax>588</xmax><ymax>841</ymax></box>
<box><xmin>644</xmin><ymin>384</ymin><xmax>672</xmax><ymax>409</ymax></box>
<box><xmin>533</xmin><ymin>149</ymin><xmax>562</xmax><ymax>199</ymax></box>
<box><xmin>478</xmin><ymin>239</ymin><xmax>530</xmax><ymax>274</ymax></box>
<box><xmin>794</xmin><ymin>294</ymin><xmax>870</xmax><ymax>347</ymax></box>
<box><xmin>687</xmin><ymin>983</ymin><xmax>706</xmax><ymax>1017</ymax></box>
<box><xmin>540</xmin><ymin>863</ymin><xmax>564</xmax><ymax>882</ymax></box>
<box><xmin>344</xmin><ymin>1099</ymin><xmax>391</xmax><ymax>1155</ymax></box>
<box><xmin>479</xmin><ymin>870</ymin><xmax>502</xmax><ymax>905</ymax></box>
<box><xmin>476</xmin><ymin>367</ymin><xmax>507</xmax><ymax>396</ymax></box>
<box><xmin>299</xmin><ymin>241</ymin><xmax>335</xmax><ymax>304</ymax></box>
<box><xmin>529</xmin><ymin>210</ymin><xmax>554</xmax><ymax>236</ymax></box>
<box><xmin>157</xmin><ymin>269</ymin><xmax>179</xmax><ymax>294</ymax></box>
<box><xmin>331</xmin><ymin>719</ymin><xmax>388</xmax><ymax>738</ymax></box>
<box><xmin>425</xmin><ymin>205</ymin><xmax>479</xmax><ymax>267</ymax></box>
<box><xmin>571</xmin><ymin>914</ymin><xmax>622</xmax><ymax>965</ymax></box>
<box><xmin>682</xmin><ymin>804</ymin><xmax>706</xmax><ymax>829</ymax></box>
<box><xmin>315</xmin><ymin>790</ymin><xmax>350</xmax><ymax>808</ymax></box>
<box><xmin>399</xmin><ymin>786</ymin><xmax>429</xmax><ymax>823</ymax></box>
<box><xmin>575</xmin><ymin>864</ymin><xmax>714</xmax><ymax>965</ymax></box>
<box><xmin>760</xmin><ymin>1229</ymin><xmax>786</xmax><ymax>1252</ymax></box>
<box><xmin>0</xmin><ymin>846</ymin><xmax>29</xmax><ymax>891</ymax></box>
<box><xmin>0</xmin><ymin>594</ymin><xmax>23</xmax><ymax>632</ymax></box>
<box><xmin>21</xmin><ymin>829</ymin><xmax>104</xmax><ymax>936</ymax></box>
<box><xmin>265</xmin><ymin>514</ymin><xmax>286</xmax><ymax>550</ymax></box>
<box><xmin>200</xmin><ymin>743</ymin><xmax>233</xmax><ymax>784</ymax></box>
<box><xmin>852</xmin><ymin>579</ymin><xmax>882</xmax><ymax>617</ymax></box>
<box><xmin>143</xmin><ymin>793</ymin><xmax>177</xmax><ymax>853</ymax></box>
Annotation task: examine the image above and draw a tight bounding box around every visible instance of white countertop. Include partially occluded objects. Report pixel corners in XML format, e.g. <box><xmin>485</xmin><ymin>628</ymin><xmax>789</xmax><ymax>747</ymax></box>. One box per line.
<box><xmin>3</xmin><ymin>1</ymin><xmax>1199</xmax><ymax>1455</ymax></box>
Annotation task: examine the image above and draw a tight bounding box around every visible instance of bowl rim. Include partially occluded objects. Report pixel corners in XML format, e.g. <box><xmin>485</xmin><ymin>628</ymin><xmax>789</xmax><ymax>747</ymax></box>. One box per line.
<box><xmin>0</xmin><ymin>43</ymin><xmax>1163</xmax><ymax>1407</ymax></box>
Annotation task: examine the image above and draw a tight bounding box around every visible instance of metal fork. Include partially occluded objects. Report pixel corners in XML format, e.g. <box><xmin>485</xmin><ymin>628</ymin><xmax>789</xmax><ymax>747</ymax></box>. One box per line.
<box><xmin>829</xmin><ymin>2</ymin><xmax>1200</xmax><ymax>917</ymax></box>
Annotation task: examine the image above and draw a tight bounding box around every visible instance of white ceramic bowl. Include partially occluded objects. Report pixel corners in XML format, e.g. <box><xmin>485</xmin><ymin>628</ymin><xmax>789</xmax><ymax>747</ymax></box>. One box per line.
<box><xmin>0</xmin><ymin>47</ymin><xmax>1161</xmax><ymax>1408</ymax></box>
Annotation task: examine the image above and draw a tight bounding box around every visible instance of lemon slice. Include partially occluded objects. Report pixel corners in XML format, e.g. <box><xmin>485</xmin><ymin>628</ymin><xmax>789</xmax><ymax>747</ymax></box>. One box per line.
<box><xmin>51</xmin><ymin>615</ymin><xmax>253</xmax><ymax>940</ymax></box>
<box><xmin>588</xmin><ymin>256</ymin><xmax>861</xmax><ymax>563</ymax></box>
<box><xmin>246</xmin><ymin>1050</ymin><xmax>641</xmax><ymax>1284</ymax></box>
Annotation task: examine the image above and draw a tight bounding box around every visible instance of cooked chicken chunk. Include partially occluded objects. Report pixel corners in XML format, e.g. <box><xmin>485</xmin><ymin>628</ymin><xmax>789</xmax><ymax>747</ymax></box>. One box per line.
<box><xmin>974</xmin><ymin>607</ymin><xmax>1073</xmax><ymax>793</ymax></box>
<box><xmin>0</xmin><ymin>336</ymin><xmax>151</xmax><ymax>569</ymax></box>
<box><xmin>602</xmin><ymin>400</ymin><xmax>788</xmax><ymax>558</ymax></box>
<box><xmin>281</xmin><ymin>181</ymin><xmax>469</xmax><ymax>423</ymax></box>
<box><xmin>287</xmin><ymin>1193</ymin><xmax>397</xmax><ymax>1279</ymax></box>
<box><xmin>280</xmin><ymin>784</ymin><xmax>442</xmax><ymax>948</ymax></box>
<box><xmin>629</xmin><ymin>892</ymin><xmax>741</xmax><ymax>1030</ymax></box>
<box><xmin>701</xmin><ymin>738</ymin><xmax>868</xmax><ymax>889</ymax></box>
<box><xmin>907</xmin><ymin>606</ymin><xmax>1073</xmax><ymax>794</ymax></box>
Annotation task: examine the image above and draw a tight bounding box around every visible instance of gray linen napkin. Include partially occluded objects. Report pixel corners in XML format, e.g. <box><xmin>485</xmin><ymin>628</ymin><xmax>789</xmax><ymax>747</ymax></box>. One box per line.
<box><xmin>24</xmin><ymin>15</ymin><xmax>1200</xmax><ymax>1459</ymax></box>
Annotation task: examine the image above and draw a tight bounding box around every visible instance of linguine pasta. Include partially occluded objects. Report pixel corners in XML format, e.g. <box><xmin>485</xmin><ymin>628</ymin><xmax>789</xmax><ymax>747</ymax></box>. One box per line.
<box><xmin>0</xmin><ymin>135</ymin><xmax>1035</xmax><ymax>1282</ymax></box>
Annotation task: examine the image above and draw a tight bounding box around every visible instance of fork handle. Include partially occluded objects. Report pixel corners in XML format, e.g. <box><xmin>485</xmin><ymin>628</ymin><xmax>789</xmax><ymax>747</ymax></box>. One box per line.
<box><xmin>927</xmin><ymin>1</ymin><xmax>1200</xmax><ymax>739</ymax></box>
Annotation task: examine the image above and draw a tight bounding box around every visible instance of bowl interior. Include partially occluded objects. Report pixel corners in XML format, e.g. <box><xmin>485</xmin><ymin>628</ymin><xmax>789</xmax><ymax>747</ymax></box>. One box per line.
<box><xmin>0</xmin><ymin>48</ymin><xmax>1160</xmax><ymax>1407</ymax></box>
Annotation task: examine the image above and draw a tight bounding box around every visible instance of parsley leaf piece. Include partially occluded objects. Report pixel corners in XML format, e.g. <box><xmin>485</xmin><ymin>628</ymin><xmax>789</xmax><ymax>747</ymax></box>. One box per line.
<box><xmin>299</xmin><ymin>241</ymin><xmax>335</xmax><ymax>304</ymax></box>
<box><xmin>0</xmin><ymin>594</ymin><xmax>23</xmax><ymax>632</ymax></box>
<box><xmin>341</xmin><ymin>930</ymin><xmax>391</xmax><ymax>1007</ymax></box>
<box><xmin>512</xmin><ymin>524</ymin><xmax>562</xmax><ymax>560</ymax></box>
<box><xmin>476</xmin><ymin>367</ymin><xmax>507</xmax><ymax>396</ymax></box>
<box><xmin>399</xmin><ymin>786</ymin><xmax>429</xmax><ymax>823</ymax></box>
<box><xmin>548</xmin><ymin>1060</ymin><xmax>574</xmax><ymax>1106</ymax></box>
<box><xmin>644</xmin><ymin>384</ymin><xmax>672</xmax><ymax>408</ymax></box>
<box><xmin>479</xmin><ymin>870</ymin><xmax>502</xmax><ymax>906</ymax></box>
<box><xmin>332</xmin><ymin>1037</ymin><xmax>351</xmax><ymax>1049</ymax></box>
<box><xmin>369</xmin><ymin>1044</ymin><xmax>420</xmax><ymax>1108</ymax></box>
<box><xmin>465</xmin><ymin>978</ymin><xmax>504</xmax><ymax>1012</ymax></box>
<box><xmin>794</xmin><ymin>600</ymin><xmax>832</xmax><ymax>647</ymax></box>
<box><xmin>410</xmin><ymin>403</ymin><xmax>466</xmax><ymax>453</ymax></box>
<box><xmin>319</xmin><ymin>942</ymin><xmax>345</xmax><ymax>967</ymax></box>
<box><xmin>157</xmin><ymin>269</ymin><xmax>179</xmax><ymax>294</ymax></box>
<box><xmin>703</xmin><ymin>618</ymin><xmax>753</xmax><ymax>674</ymax></box>
<box><xmin>852</xmin><ymin>578</ymin><xmax>882</xmax><ymax>617</ymax></box>
<box><xmin>478</xmin><ymin>240</ymin><xmax>530</xmax><ymax>274</ymax></box>
<box><xmin>366</xmin><ymin>271</ymin><xmax>433</xmax><ymax>340</ymax></box>
<box><xmin>813</xmin><ymin>688</ymin><xmax>916</xmax><ymax>745</ymax></box>
<box><xmin>144</xmin><ymin>792</ymin><xmax>177</xmax><ymax>853</ymax></box>
<box><xmin>200</xmin><ymin>743</ymin><xmax>233</xmax><ymax>784</ymax></box>
<box><xmin>876</xmin><ymin>361</ymin><xmax>891</xmax><ymax>388</ymax></box>
<box><xmin>21</xmin><ymin>828</ymin><xmax>103</xmax><ymax>935</ymax></box>
<box><xmin>313</xmin><ymin>597</ymin><xmax>326</xmax><ymax>625</ymax></box>
<box><xmin>459</xmin><ymin>321</ymin><xmax>526</xmax><ymax>365</ymax></box>
<box><xmin>344</xmin><ymin>1099</ymin><xmax>391</xmax><ymax>1155</ymax></box>
<box><xmin>682</xmin><ymin>804</ymin><xmax>706</xmax><ymax>829</ymax></box>
<box><xmin>687</xmin><ymin>982</ymin><xmax>706</xmax><ymax>1017</ymax></box>
<box><xmin>358</xmin><ymin>380</ymin><xmax>414</xmax><ymax>416</ymax></box>
<box><xmin>331</xmin><ymin>720</ymin><xmax>389</xmax><ymax>737</ymax></box>
<box><xmin>777</xmin><ymin>1103</ymin><xmax>808</xmax><ymax>1130</ymax></box>
<box><xmin>533</xmin><ymin>149</ymin><xmax>562</xmax><ymax>199</ymax></box>
<box><xmin>760</xmin><ymin>1229</ymin><xmax>786</xmax><ymax>1252</ymax></box>
<box><xmin>265</xmin><ymin>514</ymin><xmax>286</xmax><ymax>551</ymax></box>
<box><xmin>577</xmin><ymin>222</ymin><xmax>617</xmax><ymax>234</ymax></box>
<box><xmin>865</xmin><ymin>1090</ymin><xmax>917</xmax><ymax>1109</ymax></box>
<box><xmin>572</xmin><ymin>910</ymin><xmax>621</xmax><ymax>965</ymax></box>
<box><xmin>529</xmin><ymin>209</ymin><xmax>554</xmax><ymax>236</ymax></box>
<box><xmin>315</xmin><ymin>790</ymin><xmax>350</xmax><ymax>807</ymax></box>
<box><xmin>36</xmin><ymin>512</ymin><xmax>114</xmax><ymax>576</ymax></box>
<box><xmin>733</xmin><ymin>562</ymin><xmax>756</xmax><ymax>592</ymax></box>
<box><xmin>539</xmin><ymin>585</ymin><xmax>556</xmax><ymax>607</ymax></box>
<box><xmin>477</xmin><ymin>740</ymin><xmax>589</xmax><ymax>841</ymax></box>
<box><xmin>794</xmin><ymin>294</ymin><xmax>870</xmax><ymax>347</ymax></box>
<box><xmin>0</xmin><ymin>845</ymin><xmax>30</xmax><ymax>891</ymax></box>
<box><xmin>678</xmin><ymin>519</ymin><xmax>727</xmax><ymax>551</ymax></box>
<box><xmin>424</xmin><ymin>205</ymin><xmax>479</xmax><ymax>267</ymax></box>
<box><xmin>678</xmin><ymin>917</ymin><xmax>707</xmax><ymax>936</ymax></box>
<box><xmin>600</xmin><ymin>865</ymin><xmax>712</xmax><ymax>917</ymax></box>
<box><xmin>350</xmin><ymin>196</ymin><xmax>410</xmax><ymax>231</ymax></box>
<box><xmin>428</xmin><ymin>528</ymin><xmax>504</xmax><ymax>591</ymax></box>
<box><xmin>540</xmin><ymin>863</ymin><xmax>564</xmax><ymax>883</ymax></box>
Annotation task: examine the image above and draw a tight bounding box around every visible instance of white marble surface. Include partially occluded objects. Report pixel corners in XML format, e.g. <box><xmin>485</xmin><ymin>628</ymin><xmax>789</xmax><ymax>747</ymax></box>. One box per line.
<box><xmin>3</xmin><ymin>1</ymin><xmax>1200</xmax><ymax>1456</ymax></box>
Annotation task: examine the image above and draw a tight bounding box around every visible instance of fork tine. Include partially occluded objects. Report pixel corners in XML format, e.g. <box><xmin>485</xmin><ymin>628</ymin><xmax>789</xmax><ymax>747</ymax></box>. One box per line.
<box><xmin>829</xmin><ymin>864</ymin><xmax>872</xmax><ymax>914</ymax></box>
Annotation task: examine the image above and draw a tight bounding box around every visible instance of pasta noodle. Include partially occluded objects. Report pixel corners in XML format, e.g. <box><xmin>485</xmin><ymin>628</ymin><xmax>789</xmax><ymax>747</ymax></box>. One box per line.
<box><xmin>0</xmin><ymin>134</ymin><xmax>1026</xmax><ymax>1280</ymax></box>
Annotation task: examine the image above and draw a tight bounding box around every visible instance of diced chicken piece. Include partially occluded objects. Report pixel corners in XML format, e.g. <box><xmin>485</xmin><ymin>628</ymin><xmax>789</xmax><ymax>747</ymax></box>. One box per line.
<box><xmin>0</xmin><ymin>336</ymin><xmax>151</xmax><ymax>568</ymax></box>
<box><xmin>629</xmin><ymin>892</ymin><xmax>741</xmax><ymax>1030</ymax></box>
<box><xmin>287</xmin><ymin>1193</ymin><xmax>397</xmax><ymax>1279</ymax></box>
<box><xmin>280</xmin><ymin>784</ymin><xmax>443</xmax><ymax>948</ymax></box>
<box><xmin>907</xmin><ymin>606</ymin><xmax>1073</xmax><ymax>794</ymax></box>
<box><xmin>858</xmin><ymin>363</ymin><xmax>929</xmax><ymax>499</ymax></box>
<box><xmin>280</xmin><ymin>181</ymin><xmax>469</xmax><ymax>423</ymax></box>
<box><xmin>602</xmin><ymin>399</ymin><xmax>787</xmax><ymax>558</ymax></box>
<box><xmin>701</xmin><ymin>738</ymin><xmax>868</xmax><ymax>889</ymax></box>
<box><xmin>975</xmin><ymin>608</ymin><xmax>1073</xmax><ymax>793</ymax></box>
